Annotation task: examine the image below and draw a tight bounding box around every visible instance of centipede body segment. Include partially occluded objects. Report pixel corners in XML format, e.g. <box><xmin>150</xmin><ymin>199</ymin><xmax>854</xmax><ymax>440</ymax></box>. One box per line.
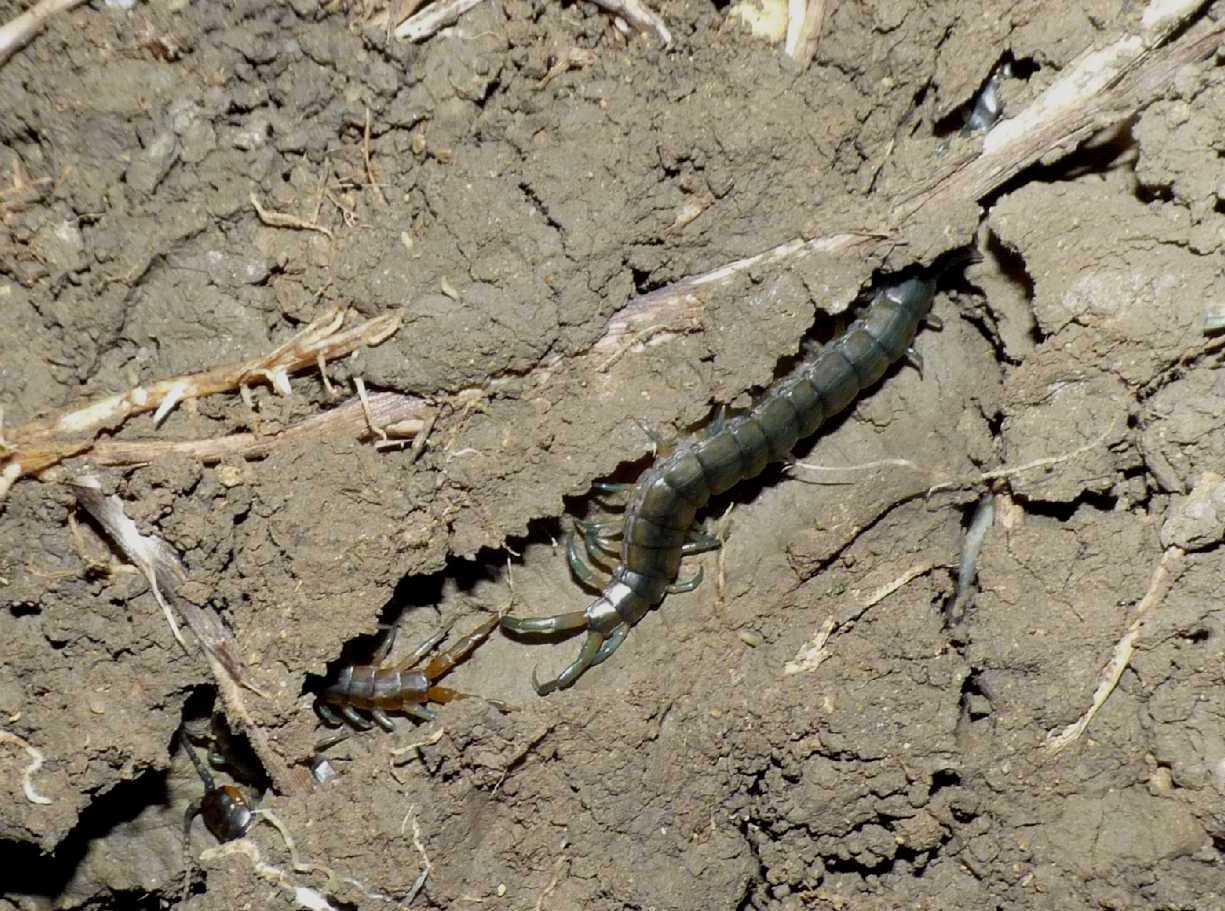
<box><xmin>503</xmin><ymin>271</ymin><xmax>945</xmax><ymax>694</ymax></box>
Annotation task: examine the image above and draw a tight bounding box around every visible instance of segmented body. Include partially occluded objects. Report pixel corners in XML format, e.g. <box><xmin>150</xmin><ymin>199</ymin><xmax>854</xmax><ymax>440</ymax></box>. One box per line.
<box><xmin>503</xmin><ymin>273</ymin><xmax>940</xmax><ymax>693</ymax></box>
<box><xmin>316</xmin><ymin>615</ymin><xmax>499</xmax><ymax>730</ymax></box>
<box><xmin>319</xmin><ymin>664</ymin><xmax>434</xmax><ymax>719</ymax></box>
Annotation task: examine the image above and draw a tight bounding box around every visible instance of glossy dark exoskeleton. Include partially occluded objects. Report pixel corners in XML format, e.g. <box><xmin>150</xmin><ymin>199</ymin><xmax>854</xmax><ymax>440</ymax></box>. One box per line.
<box><xmin>182</xmin><ymin>733</ymin><xmax>255</xmax><ymax>843</ymax></box>
<box><xmin>503</xmin><ymin>268</ymin><xmax>952</xmax><ymax>694</ymax></box>
<box><xmin>315</xmin><ymin>615</ymin><xmax>499</xmax><ymax>731</ymax></box>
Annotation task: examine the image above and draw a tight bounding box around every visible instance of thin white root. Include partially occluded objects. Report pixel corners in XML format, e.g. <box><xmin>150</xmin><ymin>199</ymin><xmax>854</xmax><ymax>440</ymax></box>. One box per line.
<box><xmin>783</xmin><ymin>561</ymin><xmax>938</xmax><ymax>674</ymax></box>
<box><xmin>533</xmin><ymin>856</ymin><xmax>568</xmax><ymax>911</ymax></box>
<box><xmin>1043</xmin><ymin>546</ymin><xmax>1186</xmax><ymax>754</ymax></box>
<box><xmin>0</xmin><ymin>730</ymin><xmax>54</xmax><ymax>804</ymax></box>
<box><xmin>402</xmin><ymin>806</ymin><xmax>433</xmax><ymax>904</ymax></box>
<box><xmin>201</xmin><ymin>840</ymin><xmax>336</xmax><ymax>911</ymax></box>
<box><xmin>790</xmin><ymin>456</ymin><xmax>921</xmax><ymax>484</ymax></box>
<box><xmin>255</xmin><ymin>808</ymin><xmax>312</xmax><ymax>874</ymax></box>
<box><xmin>927</xmin><ymin>422</ymin><xmax>1116</xmax><ymax>497</ymax></box>
<box><xmin>0</xmin><ymin>0</ymin><xmax>87</xmax><ymax>67</ymax></box>
<box><xmin>393</xmin><ymin>0</ymin><xmax>486</xmax><ymax>40</ymax></box>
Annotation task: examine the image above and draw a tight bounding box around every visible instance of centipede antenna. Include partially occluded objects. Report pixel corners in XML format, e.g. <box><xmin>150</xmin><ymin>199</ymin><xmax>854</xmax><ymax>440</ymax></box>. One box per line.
<box><xmin>181</xmin><ymin>735</ymin><xmax>216</xmax><ymax>792</ymax></box>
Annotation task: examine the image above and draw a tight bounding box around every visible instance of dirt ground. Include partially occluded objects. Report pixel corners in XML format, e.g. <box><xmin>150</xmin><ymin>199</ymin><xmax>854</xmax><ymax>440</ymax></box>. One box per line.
<box><xmin>2</xmin><ymin>0</ymin><xmax>1224</xmax><ymax>908</ymax></box>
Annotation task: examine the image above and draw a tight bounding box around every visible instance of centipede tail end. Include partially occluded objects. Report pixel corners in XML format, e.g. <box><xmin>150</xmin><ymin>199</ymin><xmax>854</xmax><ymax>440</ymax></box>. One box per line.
<box><xmin>531</xmin><ymin>630</ymin><xmax>605</xmax><ymax>695</ymax></box>
<box><xmin>501</xmin><ymin>610</ymin><xmax>590</xmax><ymax>636</ymax></box>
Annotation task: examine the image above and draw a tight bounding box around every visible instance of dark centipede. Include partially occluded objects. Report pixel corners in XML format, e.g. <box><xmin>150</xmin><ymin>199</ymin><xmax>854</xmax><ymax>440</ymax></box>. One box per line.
<box><xmin>502</xmin><ymin>267</ymin><xmax>951</xmax><ymax>694</ymax></box>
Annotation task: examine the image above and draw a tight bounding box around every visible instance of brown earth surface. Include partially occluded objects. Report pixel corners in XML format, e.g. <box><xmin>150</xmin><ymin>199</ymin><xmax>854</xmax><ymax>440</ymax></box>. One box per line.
<box><xmin>2</xmin><ymin>0</ymin><xmax>1224</xmax><ymax>908</ymax></box>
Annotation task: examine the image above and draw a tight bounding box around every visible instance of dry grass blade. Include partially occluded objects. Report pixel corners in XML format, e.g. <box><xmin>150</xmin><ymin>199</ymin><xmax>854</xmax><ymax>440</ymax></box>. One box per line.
<box><xmin>69</xmin><ymin>477</ymin><xmax>246</xmax><ymax>683</ymax></box>
<box><xmin>68</xmin><ymin>476</ymin><xmax>308</xmax><ymax>794</ymax></box>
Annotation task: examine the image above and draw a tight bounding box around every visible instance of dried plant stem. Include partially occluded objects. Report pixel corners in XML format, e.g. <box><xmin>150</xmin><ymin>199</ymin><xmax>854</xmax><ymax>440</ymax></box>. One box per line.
<box><xmin>68</xmin><ymin>477</ymin><xmax>309</xmax><ymax>795</ymax></box>
<box><xmin>90</xmin><ymin>391</ymin><xmax>428</xmax><ymax>466</ymax></box>
<box><xmin>587</xmin><ymin>0</ymin><xmax>671</xmax><ymax>44</ymax></box>
<box><xmin>1</xmin><ymin>308</ymin><xmax>400</xmax><ymax>497</ymax></box>
<box><xmin>393</xmin><ymin>0</ymin><xmax>486</xmax><ymax>40</ymax></box>
<box><xmin>0</xmin><ymin>0</ymin><xmax>87</xmax><ymax>67</ymax></box>
<box><xmin>591</xmin><ymin>0</ymin><xmax>1221</xmax><ymax>353</ymax></box>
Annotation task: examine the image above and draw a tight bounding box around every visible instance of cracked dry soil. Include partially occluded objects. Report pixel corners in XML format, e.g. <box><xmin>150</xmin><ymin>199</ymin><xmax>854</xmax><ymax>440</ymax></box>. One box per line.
<box><xmin>2</xmin><ymin>0</ymin><xmax>1225</xmax><ymax>908</ymax></box>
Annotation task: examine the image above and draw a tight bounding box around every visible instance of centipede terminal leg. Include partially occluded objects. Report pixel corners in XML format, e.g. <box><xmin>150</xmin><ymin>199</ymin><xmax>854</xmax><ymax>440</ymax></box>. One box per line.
<box><xmin>532</xmin><ymin>630</ymin><xmax>604</xmax><ymax>696</ymax></box>
<box><xmin>590</xmin><ymin>625</ymin><xmax>629</xmax><ymax>667</ymax></box>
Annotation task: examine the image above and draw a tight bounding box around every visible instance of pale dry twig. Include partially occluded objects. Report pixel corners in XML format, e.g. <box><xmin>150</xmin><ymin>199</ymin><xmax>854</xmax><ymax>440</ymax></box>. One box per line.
<box><xmin>0</xmin><ymin>0</ymin><xmax>87</xmax><ymax>67</ymax></box>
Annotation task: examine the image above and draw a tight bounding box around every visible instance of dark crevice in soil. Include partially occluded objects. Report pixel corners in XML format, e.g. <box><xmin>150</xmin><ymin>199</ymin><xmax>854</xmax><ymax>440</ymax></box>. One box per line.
<box><xmin>1</xmin><ymin>770</ymin><xmax>171</xmax><ymax>902</ymax></box>
<box><xmin>932</xmin><ymin>53</ymin><xmax>1039</xmax><ymax>138</ymax></box>
<box><xmin>959</xmin><ymin>669</ymin><xmax>993</xmax><ymax>722</ymax></box>
<box><xmin>979</xmin><ymin>116</ymin><xmax>1138</xmax><ymax>213</ymax></box>
<box><xmin>734</xmin><ymin>818</ymin><xmax>769</xmax><ymax>911</ymax></box>
<box><xmin>1013</xmin><ymin>488</ymin><xmax>1118</xmax><ymax>520</ymax></box>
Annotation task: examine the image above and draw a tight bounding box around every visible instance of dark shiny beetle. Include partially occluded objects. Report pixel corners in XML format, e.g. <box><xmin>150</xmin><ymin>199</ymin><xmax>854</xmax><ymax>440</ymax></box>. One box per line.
<box><xmin>183</xmin><ymin>734</ymin><xmax>255</xmax><ymax>843</ymax></box>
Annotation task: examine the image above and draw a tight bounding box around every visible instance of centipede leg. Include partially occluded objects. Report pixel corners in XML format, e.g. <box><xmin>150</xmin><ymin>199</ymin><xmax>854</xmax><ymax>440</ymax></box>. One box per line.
<box><xmin>681</xmin><ymin>533</ymin><xmax>720</xmax><ymax>556</ymax></box>
<box><xmin>584</xmin><ymin>526</ymin><xmax>622</xmax><ymax>559</ymax></box>
<box><xmin>370</xmin><ymin>709</ymin><xmax>396</xmax><ymax>732</ymax></box>
<box><xmin>906</xmin><ymin>347</ymin><xmax>924</xmax><ymax>375</ymax></box>
<box><xmin>404</xmin><ymin>626</ymin><xmax>451</xmax><ymax>666</ymax></box>
<box><xmin>339</xmin><ymin>705</ymin><xmax>373</xmax><ymax>730</ymax></box>
<box><xmin>567</xmin><ymin>534</ymin><xmax>610</xmax><ymax>590</ymax></box>
<box><xmin>501</xmin><ymin>609</ymin><xmax>590</xmax><ymax>636</ymax></box>
<box><xmin>404</xmin><ymin>703</ymin><xmax>438</xmax><ymax>722</ymax></box>
<box><xmin>316</xmin><ymin>703</ymin><xmax>345</xmax><ymax>727</ymax></box>
<box><xmin>924</xmin><ymin>314</ymin><xmax>943</xmax><ymax>330</ymax></box>
<box><xmin>668</xmin><ymin>564</ymin><xmax>704</xmax><ymax>594</ymax></box>
<box><xmin>577</xmin><ymin>519</ymin><xmax>623</xmax><ymax>556</ymax></box>
<box><xmin>531</xmin><ymin>630</ymin><xmax>603</xmax><ymax>696</ymax></box>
